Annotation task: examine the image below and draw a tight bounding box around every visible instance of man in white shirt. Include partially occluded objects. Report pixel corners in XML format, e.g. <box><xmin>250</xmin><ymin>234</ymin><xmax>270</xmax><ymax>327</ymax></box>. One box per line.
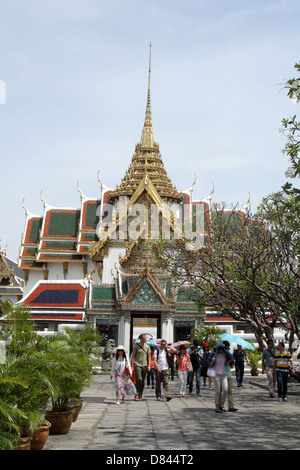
<box><xmin>153</xmin><ymin>340</ymin><xmax>176</xmax><ymax>401</ymax></box>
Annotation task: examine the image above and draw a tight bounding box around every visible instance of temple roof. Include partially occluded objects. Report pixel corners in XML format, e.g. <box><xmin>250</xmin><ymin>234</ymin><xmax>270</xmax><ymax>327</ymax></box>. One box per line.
<box><xmin>21</xmin><ymin>280</ymin><xmax>87</xmax><ymax>322</ymax></box>
<box><xmin>18</xmin><ymin>195</ymin><xmax>101</xmax><ymax>268</ymax></box>
<box><xmin>109</xmin><ymin>44</ymin><xmax>182</xmax><ymax>202</ymax></box>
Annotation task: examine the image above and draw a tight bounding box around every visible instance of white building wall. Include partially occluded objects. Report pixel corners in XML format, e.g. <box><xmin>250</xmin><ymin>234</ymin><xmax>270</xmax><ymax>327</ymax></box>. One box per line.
<box><xmin>24</xmin><ymin>270</ymin><xmax>43</xmax><ymax>296</ymax></box>
<box><xmin>102</xmin><ymin>246</ymin><xmax>126</xmax><ymax>284</ymax></box>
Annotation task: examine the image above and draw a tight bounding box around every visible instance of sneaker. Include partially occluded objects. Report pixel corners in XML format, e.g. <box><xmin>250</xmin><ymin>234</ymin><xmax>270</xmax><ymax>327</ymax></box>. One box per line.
<box><xmin>221</xmin><ymin>407</ymin><xmax>227</xmax><ymax>412</ymax></box>
<box><xmin>116</xmin><ymin>401</ymin><xmax>120</xmax><ymax>405</ymax></box>
<box><xmin>278</xmin><ymin>398</ymin><xmax>283</xmax><ymax>402</ymax></box>
<box><xmin>283</xmin><ymin>398</ymin><xmax>288</xmax><ymax>402</ymax></box>
<box><xmin>215</xmin><ymin>409</ymin><xmax>223</xmax><ymax>413</ymax></box>
<box><xmin>179</xmin><ymin>394</ymin><xmax>183</xmax><ymax>398</ymax></box>
<box><xmin>228</xmin><ymin>407</ymin><xmax>238</xmax><ymax>412</ymax></box>
<box><xmin>166</xmin><ymin>396</ymin><xmax>172</xmax><ymax>402</ymax></box>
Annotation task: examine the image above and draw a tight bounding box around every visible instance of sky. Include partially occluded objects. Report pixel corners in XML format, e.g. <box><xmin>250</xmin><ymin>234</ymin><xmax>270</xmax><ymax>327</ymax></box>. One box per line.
<box><xmin>0</xmin><ymin>0</ymin><xmax>299</xmax><ymax>261</ymax></box>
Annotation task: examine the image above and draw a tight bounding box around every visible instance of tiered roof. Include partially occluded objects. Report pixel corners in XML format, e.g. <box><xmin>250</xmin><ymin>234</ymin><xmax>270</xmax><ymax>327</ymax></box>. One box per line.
<box><xmin>21</xmin><ymin>280</ymin><xmax>87</xmax><ymax>322</ymax></box>
<box><xmin>109</xmin><ymin>44</ymin><xmax>181</xmax><ymax>203</ymax></box>
<box><xmin>18</xmin><ymin>195</ymin><xmax>101</xmax><ymax>268</ymax></box>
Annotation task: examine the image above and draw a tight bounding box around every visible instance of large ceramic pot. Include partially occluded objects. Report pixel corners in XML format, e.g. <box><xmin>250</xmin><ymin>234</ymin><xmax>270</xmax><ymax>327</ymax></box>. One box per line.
<box><xmin>45</xmin><ymin>410</ymin><xmax>73</xmax><ymax>435</ymax></box>
<box><xmin>251</xmin><ymin>368</ymin><xmax>259</xmax><ymax>376</ymax></box>
<box><xmin>67</xmin><ymin>399</ymin><xmax>83</xmax><ymax>423</ymax></box>
<box><xmin>30</xmin><ymin>423</ymin><xmax>52</xmax><ymax>450</ymax></box>
<box><xmin>14</xmin><ymin>436</ymin><xmax>32</xmax><ymax>450</ymax></box>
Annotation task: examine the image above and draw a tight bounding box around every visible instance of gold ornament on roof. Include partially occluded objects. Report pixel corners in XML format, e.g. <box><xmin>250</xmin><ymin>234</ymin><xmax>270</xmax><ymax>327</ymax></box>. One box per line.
<box><xmin>110</xmin><ymin>44</ymin><xmax>182</xmax><ymax>203</ymax></box>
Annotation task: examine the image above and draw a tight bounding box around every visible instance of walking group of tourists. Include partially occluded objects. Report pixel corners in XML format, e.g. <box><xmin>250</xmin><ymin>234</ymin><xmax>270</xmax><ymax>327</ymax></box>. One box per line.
<box><xmin>110</xmin><ymin>333</ymin><xmax>296</xmax><ymax>408</ymax></box>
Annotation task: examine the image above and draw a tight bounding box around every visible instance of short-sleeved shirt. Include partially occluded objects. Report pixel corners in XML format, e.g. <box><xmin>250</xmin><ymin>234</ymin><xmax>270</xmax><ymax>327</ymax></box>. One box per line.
<box><xmin>132</xmin><ymin>343</ymin><xmax>151</xmax><ymax>367</ymax></box>
<box><xmin>233</xmin><ymin>349</ymin><xmax>247</xmax><ymax>365</ymax></box>
<box><xmin>154</xmin><ymin>347</ymin><xmax>169</xmax><ymax>370</ymax></box>
<box><xmin>177</xmin><ymin>353</ymin><xmax>190</xmax><ymax>371</ymax></box>
<box><xmin>262</xmin><ymin>348</ymin><xmax>277</xmax><ymax>368</ymax></box>
<box><xmin>275</xmin><ymin>351</ymin><xmax>292</xmax><ymax>373</ymax></box>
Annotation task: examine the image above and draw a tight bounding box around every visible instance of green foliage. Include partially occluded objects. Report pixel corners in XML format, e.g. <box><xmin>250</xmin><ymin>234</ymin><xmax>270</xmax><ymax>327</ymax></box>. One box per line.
<box><xmin>0</xmin><ymin>301</ymin><xmax>98</xmax><ymax>449</ymax></box>
<box><xmin>281</xmin><ymin>61</ymin><xmax>300</xmax><ymax>202</ymax></box>
<box><xmin>246</xmin><ymin>343</ymin><xmax>262</xmax><ymax>370</ymax></box>
<box><xmin>193</xmin><ymin>323</ymin><xmax>224</xmax><ymax>350</ymax></box>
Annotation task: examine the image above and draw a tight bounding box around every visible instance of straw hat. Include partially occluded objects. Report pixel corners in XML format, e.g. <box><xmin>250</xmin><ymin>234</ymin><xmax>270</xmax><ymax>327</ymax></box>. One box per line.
<box><xmin>114</xmin><ymin>345</ymin><xmax>127</xmax><ymax>354</ymax></box>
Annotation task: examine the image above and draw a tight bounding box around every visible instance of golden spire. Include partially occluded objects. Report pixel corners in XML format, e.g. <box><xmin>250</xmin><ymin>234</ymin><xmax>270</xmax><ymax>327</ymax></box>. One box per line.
<box><xmin>144</xmin><ymin>42</ymin><xmax>152</xmax><ymax>128</ymax></box>
<box><xmin>141</xmin><ymin>43</ymin><xmax>154</xmax><ymax>148</ymax></box>
<box><xmin>109</xmin><ymin>43</ymin><xmax>182</xmax><ymax>202</ymax></box>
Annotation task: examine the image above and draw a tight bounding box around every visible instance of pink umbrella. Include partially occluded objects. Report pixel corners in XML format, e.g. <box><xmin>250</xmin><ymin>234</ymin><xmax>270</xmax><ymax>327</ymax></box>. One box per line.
<box><xmin>156</xmin><ymin>339</ymin><xmax>163</xmax><ymax>344</ymax></box>
<box><xmin>170</xmin><ymin>340</ymin><xmax>191</xmax><ymax>349</ymax></box>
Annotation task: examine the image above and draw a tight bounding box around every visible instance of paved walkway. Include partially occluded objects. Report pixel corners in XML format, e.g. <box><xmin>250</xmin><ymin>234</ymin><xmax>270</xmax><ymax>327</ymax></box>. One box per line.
<box><xmin>44</xmin><ymin>373</ymin><xmax>300</xmax><ymax>452</ymax></box>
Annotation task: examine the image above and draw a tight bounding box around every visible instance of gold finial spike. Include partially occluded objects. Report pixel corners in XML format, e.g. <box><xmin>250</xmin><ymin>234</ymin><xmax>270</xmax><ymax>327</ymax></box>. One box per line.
<box><xmin>77</xmin><ymin>181</ymin><xmax>84</xmax><ymax>201</ymax></box>
<box><xmin>40</xmin><ymin>190</ymin><xmax>46</xmax><ymax>209</ymax></box>
<box><xmin>144</xmin><ymin>42</ymin><xmax>152</xmax><ymax>127</ymax></box>
<box><xmin>148</xmin><ymin>42</ymin><xmax>151</xmax><ymax>106</ymax></box>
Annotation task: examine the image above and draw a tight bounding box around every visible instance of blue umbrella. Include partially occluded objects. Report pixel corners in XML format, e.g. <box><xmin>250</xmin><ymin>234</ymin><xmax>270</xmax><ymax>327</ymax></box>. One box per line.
<box><xmin>136</xmin><ymin>338</ymin><xmax>158</xmax><ymax>347</ymax></box>
<box><xmin>219</xmin><ymin>333</ymin><xmax>255</xmax><ymax>351</ymax></box>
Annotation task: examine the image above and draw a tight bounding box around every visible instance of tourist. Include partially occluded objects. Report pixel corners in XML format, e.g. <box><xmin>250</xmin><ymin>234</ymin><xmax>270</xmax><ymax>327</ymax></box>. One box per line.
<box><xmin>187</xmin><ymin>340</ymin><xmax>203</xmax><ymax>395</ymax></box>
<box><xmin>153</xmin><ymin>340</ymin><xmax>176</xmax><ymax>401</ymax></box>
<box><xmin>131</xmin><ymin>333</ymin><xmax>151</xmax><ymax>401</ymax></box>
<box><xmin>167</xmin><ymin>344</ymin><xmax>176</xmax><ymax>381</ymax></box>
<box><xmin>177</xmin><ymin>345</ymin><xmax>193</xmax><ymax>397</ymax></box>
<box><xmin>147</xmin><ymin>346</ymin><xmax>156</xmax><ymax>389</ymax></box>
<box><xmin>110</xmin><ymin>345</ymin><xmax>136</xmax><ymax>405</ymax></box>
<box><xmin>222</xmin><ymin>340</ymin><xmax>238</xmax><ymax>412</ymax></box>
<box><xmin>272</xmin><ymin>342</ymin><xmax>295</xmax><ymax>402</ymax></box>
<box><xmin>233</xmin><ymin>344</ymin><xmax>250</xmax><ymax>387</ymax></box>
<box><xmin>210</xmin><ymin>342</ymin><xmax>234</xmax><ymax>413</ymax></box>
<box><xmin>202</xmin><ymin>342</ymin><xmax>213</xmax><ymax>389</ymax></box>
<box><xmin>262</xmin><ymin>339</ymin><xmax>277</xmax><ymax>398</ymax></box>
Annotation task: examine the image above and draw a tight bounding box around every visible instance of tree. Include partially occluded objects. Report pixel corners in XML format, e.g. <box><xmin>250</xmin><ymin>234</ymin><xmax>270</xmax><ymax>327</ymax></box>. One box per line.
<box><xmin>281</xmin><ymin>61</ymin><xmax>300</xmax><ymax>201</ymax></box>
<box><xmin>153</xmin><ymin>201</ymin><xmax>299</xmax><ymax>351</ymax></box>
<box><xmin>256</xmin><ymin>191</ymin><xmax>300</xmax><ymax>349</ymax></box>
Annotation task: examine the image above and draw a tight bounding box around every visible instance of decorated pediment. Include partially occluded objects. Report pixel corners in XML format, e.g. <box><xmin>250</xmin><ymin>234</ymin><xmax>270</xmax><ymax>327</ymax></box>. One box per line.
<box><xmin>0</xmin><ymin>251</ymin><xmax>14</xmax><ymax>284</ymax></box>
<box><xmin>123</xmin><ymin>266</ymin><xmax>170</xmax><ymax>307</ymax></box>
<box><xmin>131</xmin><ymin>280</ymin><xmax>162</xmax><ymax>305</ymax></box>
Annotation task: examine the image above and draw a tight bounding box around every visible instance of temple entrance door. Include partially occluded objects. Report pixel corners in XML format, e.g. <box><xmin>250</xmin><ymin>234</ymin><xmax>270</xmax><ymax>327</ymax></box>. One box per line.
<box><xmin>130</xmin><ymin>313</ymin><xmax>161</xmax><ymax>353</ymax></box>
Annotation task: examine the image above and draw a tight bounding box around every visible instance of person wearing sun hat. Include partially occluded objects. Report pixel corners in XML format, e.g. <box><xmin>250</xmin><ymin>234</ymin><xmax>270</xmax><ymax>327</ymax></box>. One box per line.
<box><xmin>110</xmin><ymin>345</ymin><xmax>137</xmax><ymax>405</ymax></box>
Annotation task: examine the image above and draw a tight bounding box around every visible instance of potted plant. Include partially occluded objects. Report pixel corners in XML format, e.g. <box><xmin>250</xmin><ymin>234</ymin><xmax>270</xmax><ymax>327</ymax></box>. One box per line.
<box><xmin>247</xmin><ymin>348</ymin><xmax>261</xmax><ymax>376</ymax></box>
<box><xmin>0</xmin><ymin>302</ymin><xmax>58</xmax><ymax>448</ymax></box>
<box><xmin>42</xmin><ymin>329</ymin><xmax>96</xmax><ymax>434</ymax></box>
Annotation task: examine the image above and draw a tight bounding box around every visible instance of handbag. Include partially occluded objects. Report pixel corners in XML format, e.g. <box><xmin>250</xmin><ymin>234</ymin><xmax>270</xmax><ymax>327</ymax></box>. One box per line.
<box><xmin>207</xmin><ymin>366</ymin><xmax>216</xmax><ymax>378</ymax></box>
<box><xmin>125</xmin><ymin>362</ymin><xmax>131</xmax><ymax>376</ymax></box>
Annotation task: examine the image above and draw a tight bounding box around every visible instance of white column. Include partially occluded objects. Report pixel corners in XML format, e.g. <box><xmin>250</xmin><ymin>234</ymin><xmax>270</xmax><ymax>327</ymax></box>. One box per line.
<box><xmin>161</xmin><ymin>312</ymin><xmax>174</xmax><ymax>344</ymax></box>
<box><xmin>118</xmin><ymin>312</ymin><xmax>131</xmax><ymax>353</ymax></box>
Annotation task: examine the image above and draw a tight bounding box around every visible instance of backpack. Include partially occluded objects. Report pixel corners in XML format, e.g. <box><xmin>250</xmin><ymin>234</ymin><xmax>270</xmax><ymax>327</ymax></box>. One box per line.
<box><xmin>157</xmin><ymin>347</ymin><xmax>170</xmax><ymax>363</ymax></box>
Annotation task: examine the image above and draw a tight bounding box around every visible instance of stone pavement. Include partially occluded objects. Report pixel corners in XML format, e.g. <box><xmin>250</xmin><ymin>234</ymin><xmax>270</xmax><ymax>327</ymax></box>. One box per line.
<box><xmin>44</xmin><ymin>373</ymin><xmax>300</xmax><ymax>452</ymax></box>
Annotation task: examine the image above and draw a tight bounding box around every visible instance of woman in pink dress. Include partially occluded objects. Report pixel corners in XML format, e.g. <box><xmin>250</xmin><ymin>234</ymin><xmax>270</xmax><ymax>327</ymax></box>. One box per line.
<box><xmin>176</xmin><ymin>345</ymin><xmax>193</xmax><ymax>397</ymax></box>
